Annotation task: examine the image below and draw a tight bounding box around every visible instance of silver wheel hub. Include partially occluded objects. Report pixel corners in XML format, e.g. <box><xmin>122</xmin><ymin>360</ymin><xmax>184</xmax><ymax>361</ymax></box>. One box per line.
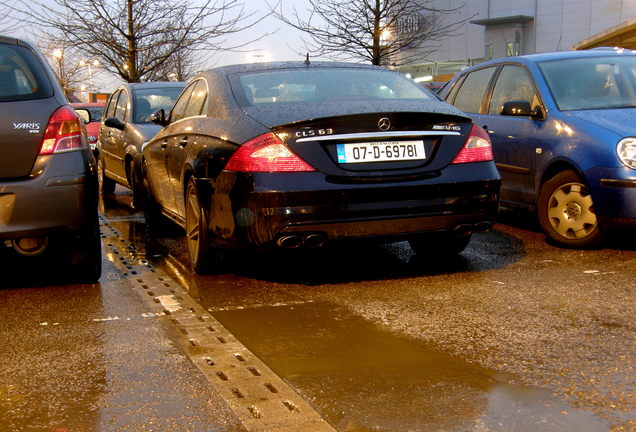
<box><xmin>565</xmin><ymin>202</ymin><xmax>582</xmax><ymax>219</ymax></box>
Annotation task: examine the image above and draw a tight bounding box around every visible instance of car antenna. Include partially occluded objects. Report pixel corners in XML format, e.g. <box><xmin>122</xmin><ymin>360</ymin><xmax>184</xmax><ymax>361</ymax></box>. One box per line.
<box><xmin>304</xmin><ymin>53</ymin><xmax>310</xmax><ymax>66</ymax></box>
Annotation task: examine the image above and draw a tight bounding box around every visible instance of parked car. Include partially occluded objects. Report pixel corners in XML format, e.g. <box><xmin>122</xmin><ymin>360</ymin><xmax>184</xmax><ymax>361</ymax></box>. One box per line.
<box><xmin>141</xmin><ymin>61</ymin><xmax>501</xmax><ymax>272</ymax></box>
<box><xmin>421</xmin><ymin>81</ymin><xmax>447</xmax><ymax>94</ymax></box>
<box><xmin>72</xmin><ymin>102</ymin><xmax>105</xmax><ymax>154</ymax></box>
<box><xmin>97</xmin><ymin>81</ymin><xmax>185</xmax><ymax>206</ymax></box>
<box><xmin>440</xmin><ymin>48</ymin><xmax>636</xmax><ymax>248</ymax></box>
<box><xmin>0</xmin><ymin>34</ymin><xmax>101</xmax><ymax>282</ymax></box>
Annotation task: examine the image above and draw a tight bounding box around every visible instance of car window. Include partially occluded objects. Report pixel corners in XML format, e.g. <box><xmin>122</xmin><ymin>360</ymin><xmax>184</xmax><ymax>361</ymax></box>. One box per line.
<box><xmin>114</xmin><ymin>90</ymin><xmax>128</xmax><ymax>122</ymax></box>
<box><xmin>488</xmin><ymin>65</ymin><xmax>540</xmax><ymax>115</ymax></box>
<box><xmin>452</xmin><ymin>67</ymin><xmax>497</xmax><ymax>113</ymax></box>
<box><xmin>539</xmin><ymin>56</ymin><xmax>636</xmax><ymax>110</ymax></box>
<box><xmin>0</xmin><ymin>43</ymin><xmax>53</xmax><ymax>102</ymax></box>
<box><xmin>87</xmin><ymin>106</ymin><xmax>104</xmax><ymax>122</ymax></box>
<box><xmin>184</xmin><ymin>79</ymin><xmax>208</xmax><ymax>118</ymax></box>
<box><xmin>170</xmin><ymin>83</ymin><xmax>195</xmax><ymax>123</ymax></box>
<box><xmin>233</xmin><ymin>67</ymin><xmax>435</xmax><ymax>106</ymax></box>
<box><xmin>133</xmin><ymin>86</ymin><xmax>184</xmax><ymax>123</ymax></box>
<box><xmin>105</xmin><ymin>90</ymin><xmax>120</xmax><ymax>118</ymax></box>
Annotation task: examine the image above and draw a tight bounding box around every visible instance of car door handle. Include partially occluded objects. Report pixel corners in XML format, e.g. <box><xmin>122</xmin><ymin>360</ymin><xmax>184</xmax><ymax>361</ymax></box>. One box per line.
<box><xmin>160</xmin><ymin>140</ymin><xmax>168</xmax><ymax>149</ymax></box>
<box><xmin>179</xmin><ymin>137</ymin><xmax>188</xmax><ymax>147</ymax></box>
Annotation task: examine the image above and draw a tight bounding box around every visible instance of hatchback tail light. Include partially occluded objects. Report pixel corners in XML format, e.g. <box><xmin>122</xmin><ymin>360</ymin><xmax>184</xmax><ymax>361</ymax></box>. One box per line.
<box><xmin>39</xmin><ymin>105</ymin><xmax>87</xmax><ymax>155</ymax></box>
<box><xmin>451</xmin><ymin>124</ymin><xmax>493</xmax><ymax>164</ymax></box>
<box><xmin>224</xmin><ymin>133</ymin><xmax>316</xmax><ymax>172</ymax></box>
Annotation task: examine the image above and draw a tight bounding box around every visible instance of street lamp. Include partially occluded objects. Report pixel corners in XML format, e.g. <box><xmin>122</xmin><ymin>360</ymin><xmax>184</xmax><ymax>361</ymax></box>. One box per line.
<box><xmin>79</xmin><ymin>59</ymin><xmax>100</xmax><ymax>102</ymax></box>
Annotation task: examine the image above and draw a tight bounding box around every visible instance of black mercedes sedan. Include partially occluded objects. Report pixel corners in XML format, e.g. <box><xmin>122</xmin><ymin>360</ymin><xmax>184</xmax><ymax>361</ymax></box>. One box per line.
<box><xmin>141</xmin><ymin>62</ymin><xmax>501</xmax><ymax>272</ymax></box>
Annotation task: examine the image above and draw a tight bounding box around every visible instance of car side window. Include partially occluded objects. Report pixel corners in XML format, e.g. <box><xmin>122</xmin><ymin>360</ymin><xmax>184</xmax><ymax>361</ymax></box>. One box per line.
<box><xmin>488</xmin><ymin>65</ymin><xmax>540</xmax><ymax>115</ymax></box>
<box><xmin>184</xmin><ymin>79</ymin><xmax>208</xmax><ymax>118</ymax></box>
<box><xmin>170</xmin><ymin>83</ymin><xmax>195</xmax><ymax>123</ymax></box>
<box><xmin>114</xmin><ymin>90</ymin><xmax>128</xmax><ymax>122</ymax></box>
<box><xmin>105</xmin><ymin>90</ymin><xmax>120</xmax><ymax>118</ymax></box>
<box><xmin>452</xmin><ymin>67</ymin><xmax>496</xmax><ymax>114</ymax></box>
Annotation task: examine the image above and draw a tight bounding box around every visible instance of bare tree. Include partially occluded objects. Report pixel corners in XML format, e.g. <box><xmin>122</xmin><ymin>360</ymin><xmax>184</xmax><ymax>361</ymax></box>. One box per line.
<box><xmin>268</xmin><ymin>0</ymin><xmax>468</xmax><ymax>67</ymax></box>
<box><xmin>0</xmin><ymin>1</ymin><xmax>19</xmax><ymax>33</ymax></box>
<box><xmin>16</xmin><ymin>0</ymin><xmax>263</xmax><ymax>83</ymax></box>
<box><xmin>145</xmin><ymin>46</ymin><xmax>204</xmax><ymax>82</ymax></box>
<box><xmin>36</xmin><ymin>37</ymin><xmax>88</xmax><ymax>99</ymax></box>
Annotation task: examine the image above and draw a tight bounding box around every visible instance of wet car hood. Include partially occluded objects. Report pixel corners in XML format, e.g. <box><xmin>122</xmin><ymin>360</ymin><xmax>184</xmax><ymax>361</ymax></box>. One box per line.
<box><xmin>242</xmin><ymin>100</ymin><xmax>469</xmax><ymax>128</ymax></box>
<box><xmin>565</xmin><ymin>108</ymin><xmax>636</xmax><ymax>138</ymax></box>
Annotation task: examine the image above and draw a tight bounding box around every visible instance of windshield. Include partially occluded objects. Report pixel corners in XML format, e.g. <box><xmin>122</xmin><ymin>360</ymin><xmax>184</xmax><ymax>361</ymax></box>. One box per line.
<box><xmin>234</xmin><ymin>67</ymin><xmax>435</xmax><ymax>106</ymax></box>
<box><xmin>539</xmin><ymin>55</ymin><xmax>636</xmax><ymax>110</ymax></box>
<box><xmin>133</xmin><ymin>87</ymin><xmax>184</xmax><ymax>123</ymax></box>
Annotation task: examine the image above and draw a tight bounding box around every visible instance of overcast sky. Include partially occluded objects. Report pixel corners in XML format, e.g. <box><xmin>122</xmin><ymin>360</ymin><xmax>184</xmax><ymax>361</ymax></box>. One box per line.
<box><xmin>215</xmin><ymin>0</ymin><xmax>314</xmax><ymax>66</ymax></box>
<box><xmin>8</xmin><ymin>0</ymin><xmax>317</xmax><ymax>91</ymax></box>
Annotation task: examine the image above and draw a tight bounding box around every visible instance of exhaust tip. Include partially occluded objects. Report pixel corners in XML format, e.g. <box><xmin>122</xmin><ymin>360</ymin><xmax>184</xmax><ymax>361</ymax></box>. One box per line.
<box><xmin>303</xmin><ymin>233</ymin><xmax>327</xmax><ymax>248</ymax></box>
<box><xmin>276</xmin><ymin>235</ymin><xmax>302</xmax><ymax>249</ymax></box>
<box><xmin>474</xmin><ymin>221</ymin><xmax>493</xmax><ymax>233</ymax></box>
<box><xmin>453</xmin><ymin>224</ymin><xmax>474</xmax><ymax>237</ymax></box>
<box><xmin>12</xmin><ymin>237</ymin><xmax>49</xmax><ymax>256</ymax></box>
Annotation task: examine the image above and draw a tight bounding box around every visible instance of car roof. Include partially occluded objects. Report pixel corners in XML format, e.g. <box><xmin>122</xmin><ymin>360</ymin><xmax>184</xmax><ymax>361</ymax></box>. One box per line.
<box><xmin>471</xmin><ymin>48</ymin><xmax>636</xmax><ymax>69</ymax></box>
<box><xmin>205</xmin><ymin>61</ymin><xmax>384</xmax><ymax>76</ymax></box>
<box><xmin>114</xmin><ymin>81</ymin><xmax>187</xmax><ymax>92</ymax></box>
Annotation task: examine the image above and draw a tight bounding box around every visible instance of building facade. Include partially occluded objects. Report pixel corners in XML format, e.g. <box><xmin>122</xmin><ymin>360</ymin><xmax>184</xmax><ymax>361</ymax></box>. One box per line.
<box><xmin>399</xmin><ymin>0</ymin><xmax>636</xmax><ymax>82</ymax></box>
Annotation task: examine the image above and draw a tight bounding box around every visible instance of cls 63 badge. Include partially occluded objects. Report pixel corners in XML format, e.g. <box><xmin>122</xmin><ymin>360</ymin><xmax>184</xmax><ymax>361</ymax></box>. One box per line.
<box><xmin>295</xmin><ymin>128</ymin><xmax>334</xmax><ymax>138</ymax></box>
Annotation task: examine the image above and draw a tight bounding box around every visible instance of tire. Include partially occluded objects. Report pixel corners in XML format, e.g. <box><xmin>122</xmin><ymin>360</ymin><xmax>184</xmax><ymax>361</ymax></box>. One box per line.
<box><xmin>129</xmin><ymin>162</ymin><xmax>146</xmax><ymax>210</ymax></box>
<box><xmin>409</xmin><ymin>233</ymin><xmax>471</xmax><ymax>256</ymax></box>
<box><xmin>141</xmin><ymin>160</ymin><xmax>167</xmax><ymax>232</ymax></box>
<box><xmin>185</xmin><ymin>177</ymin><xmax>216</xmax><ymax>273</ymax></box>
<box><xmin>97</xmin><ymin>154</ymin><xmax>116</xmax><ymax>195</ymax></box>
<box><xmin>538</xmin><ymin>170</ymin><xmax>602</xmax><ymax>248</ymax></box>
<box><xmin>69</xmin><ymin>216</ymin><xmax>102</xmax><ymax>283</ymax></box>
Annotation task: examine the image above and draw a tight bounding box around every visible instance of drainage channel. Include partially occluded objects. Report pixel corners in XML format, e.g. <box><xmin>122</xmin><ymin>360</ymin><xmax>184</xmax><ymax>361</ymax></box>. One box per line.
<box><xmin>99</xmin><ymin>215</ymin><xmax>336</xmax><ymax>432</ymax></box>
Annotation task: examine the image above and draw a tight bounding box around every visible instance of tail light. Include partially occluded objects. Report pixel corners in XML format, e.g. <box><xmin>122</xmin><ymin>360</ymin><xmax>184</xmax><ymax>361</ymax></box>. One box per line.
<box><xmin>451</xmin><ymin>124</ymin><xmax>493</xmax><ymax>164</ymax></box>
<box><xmin>224</xmin><ymin>133</ymin><xmax>316</xmax><ymax>172</ymax></box>
<box><xmin>39</xmin><ymin>106</ymin><xmax>87</xmax><ymax>155</ymax></box>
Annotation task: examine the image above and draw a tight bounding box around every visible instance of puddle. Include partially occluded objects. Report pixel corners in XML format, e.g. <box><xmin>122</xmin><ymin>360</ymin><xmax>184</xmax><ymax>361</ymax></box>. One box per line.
<box><xmin>213</xmin><ymin>302</ymin><xmax>607</xmax><ymax>432</ymax></box>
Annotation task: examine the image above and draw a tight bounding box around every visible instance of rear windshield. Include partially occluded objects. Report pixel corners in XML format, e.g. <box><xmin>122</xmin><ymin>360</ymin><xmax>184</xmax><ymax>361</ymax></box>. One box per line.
<box><xmin>0</xmin><ymin>43</ymin><xmax>53</xmax><ymax>102</ymax></box>
<box><xmin>233</xmin><ymin>67</ymin><xmax>435</xmax><ymax>106</ymax></box>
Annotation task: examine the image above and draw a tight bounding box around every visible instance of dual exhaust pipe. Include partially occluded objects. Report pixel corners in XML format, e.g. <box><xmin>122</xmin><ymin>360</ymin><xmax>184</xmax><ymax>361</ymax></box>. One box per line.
<box><xmin>276</xmin><ymin>221</ymin><xmax>493</xmax><ymax>249</ymax></box>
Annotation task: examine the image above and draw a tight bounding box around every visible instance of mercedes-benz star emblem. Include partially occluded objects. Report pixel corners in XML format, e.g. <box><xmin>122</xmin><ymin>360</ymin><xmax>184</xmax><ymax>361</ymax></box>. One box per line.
<box><xmin>378</xmin><ymin>117</ymin><xmax>391</xmax><ymax>131</ymax></box>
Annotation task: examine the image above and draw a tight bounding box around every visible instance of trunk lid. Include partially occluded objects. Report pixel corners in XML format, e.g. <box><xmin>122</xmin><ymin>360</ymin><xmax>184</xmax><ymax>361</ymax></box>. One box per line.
<box><xmin>0</xmin><ymin>99</ymin><xmax>59</xmax><ymax>179</ymax></box>
<box><xmin>261</xmin><ymin>109</ymin><xmax>472</xmax><ymax>179</ymax></box>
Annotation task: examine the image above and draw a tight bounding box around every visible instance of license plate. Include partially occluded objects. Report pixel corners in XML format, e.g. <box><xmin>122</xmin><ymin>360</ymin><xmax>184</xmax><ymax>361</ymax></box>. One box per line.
<box><xmin>336</xmin><ymin>140</ymin><xmax>425</xmax><ymax>164</ymax></box>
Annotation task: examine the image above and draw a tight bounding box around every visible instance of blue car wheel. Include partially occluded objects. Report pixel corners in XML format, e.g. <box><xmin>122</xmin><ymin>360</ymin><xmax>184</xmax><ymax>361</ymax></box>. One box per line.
<box><xmin>538</xmin><ymin>170</ymin><xmax>602</xmax><ymax>248</ymax></box>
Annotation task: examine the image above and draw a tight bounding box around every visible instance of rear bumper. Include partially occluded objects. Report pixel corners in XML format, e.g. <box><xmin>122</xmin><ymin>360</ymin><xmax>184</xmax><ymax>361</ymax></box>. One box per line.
<box><xmin>0</xmin><ymin>151</ymin><xmax>98</xmax><ymax>240</ymax></box>
<box><xmin>204</xmin><ymin>162</ymin><xmax>501</xmax><ymax>249</ymax></box>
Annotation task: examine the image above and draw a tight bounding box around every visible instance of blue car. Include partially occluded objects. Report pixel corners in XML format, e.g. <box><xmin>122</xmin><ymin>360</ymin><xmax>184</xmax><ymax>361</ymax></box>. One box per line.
<box><xmin>441</xmin><ymin>49</ymin><xmax>636</xmax><ymax>247</ymax></box>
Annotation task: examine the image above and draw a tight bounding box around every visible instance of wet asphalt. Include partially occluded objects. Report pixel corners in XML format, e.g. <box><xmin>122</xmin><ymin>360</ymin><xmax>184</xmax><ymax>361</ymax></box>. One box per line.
<box><xmin>0</xmin><ymin>188</ymin><xmax>634</xmax><ymax>431</ymax></box>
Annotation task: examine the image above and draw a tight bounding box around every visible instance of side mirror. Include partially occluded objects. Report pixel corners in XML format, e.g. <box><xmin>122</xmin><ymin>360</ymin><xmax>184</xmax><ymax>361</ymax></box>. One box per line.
<box><xmin>75</xmin><ymin>108</ymin><xmax>90</xmax><ymax>124</ymax></box>
<box><xmin>500</xmin><ymin>100</ymin><xmax>544</xmax><ymax>120</ymax></box>
<box><xmin>104</xmin><ymin>116</ymin><xmax>126</xmax><ymax>131</ymax></box>
<box><xmin>150</xmin><ymin>108</ymin><xmax>168</xmax><ymax>126</ymax></box>
<box><xmin>500</xmin><ymin>101</ymin><xmax>532</xmax><ymax>116</ymax></box>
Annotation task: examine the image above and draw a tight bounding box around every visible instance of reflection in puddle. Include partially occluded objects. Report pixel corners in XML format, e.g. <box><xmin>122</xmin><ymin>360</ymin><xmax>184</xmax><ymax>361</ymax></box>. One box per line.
<box><xmin>213</xmin><ymin>302</ymin><xmax>607</xmax><ymax>432</ymax></box>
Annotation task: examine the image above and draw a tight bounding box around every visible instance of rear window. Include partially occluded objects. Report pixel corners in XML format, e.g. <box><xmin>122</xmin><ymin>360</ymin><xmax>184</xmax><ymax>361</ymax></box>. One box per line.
<box><xmin>232</xmin><ymin>67</ymin><xmax>435</xmax><ymax>106</ymax></box>
<box><xmin>0</xmin><ymin>43</ymin><xmax>53</xmax><ymax>102</ymax></box>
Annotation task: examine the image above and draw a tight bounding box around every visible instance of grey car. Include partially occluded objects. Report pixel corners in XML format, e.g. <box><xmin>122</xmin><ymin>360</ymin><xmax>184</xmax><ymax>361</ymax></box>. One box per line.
<box><xmin>0</xmin><ymin>35</ymin><xmax>101</xmax><ymax>282</ymax></box>
<box><xmin>97</xmin><ymin>81</ymin><xmax>184</xmax><ymax>207</ymax></box>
